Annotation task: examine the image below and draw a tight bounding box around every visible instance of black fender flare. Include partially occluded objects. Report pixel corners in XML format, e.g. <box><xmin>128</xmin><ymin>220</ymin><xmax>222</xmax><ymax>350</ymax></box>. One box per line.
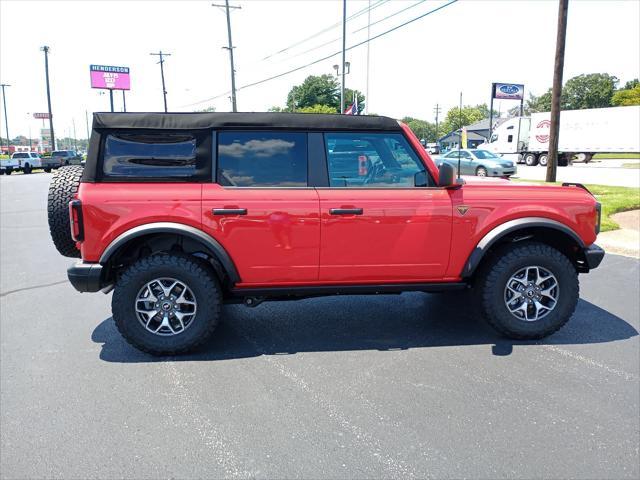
<box><xmin>99</xmin><ymin>222</ymin><xmax>240</xmax><ymax>284</ymax></box>
<box><xmin>463</xmin><ymin>217</ymin><xmax>585</xmax><ymax>277</ymax></box>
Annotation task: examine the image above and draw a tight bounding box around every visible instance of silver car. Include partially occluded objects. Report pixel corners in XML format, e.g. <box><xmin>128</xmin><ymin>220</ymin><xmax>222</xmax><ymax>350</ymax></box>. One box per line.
<box><xmin>433</xmin><ymin>149</ymin><xmax>516</xmax><ymax>177</ymax></box>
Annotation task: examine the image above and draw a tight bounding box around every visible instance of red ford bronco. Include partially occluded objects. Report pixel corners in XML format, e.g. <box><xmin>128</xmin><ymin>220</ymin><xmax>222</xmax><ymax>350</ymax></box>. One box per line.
<box><xmin>47</xmin><ymin>112</ymin><xmax>604</xmax><ymax>355</ymax></box>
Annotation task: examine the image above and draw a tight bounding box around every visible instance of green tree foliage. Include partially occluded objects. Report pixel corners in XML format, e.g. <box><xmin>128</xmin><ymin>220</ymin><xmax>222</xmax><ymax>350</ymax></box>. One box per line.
<box><xmin>283</xmin><ymin>75</ymin><xmax>366</xmax><ymax>113</ymax></box>
<box><xmin>562</xmin><ymin>73</ymin><xmax>618</xmax><ymax>109</ymax></box>
<box><xmin>286</xmin><ymin>74</ymin><xmax>339</xmax><ymax>111</ymax></box>
<box><xmin>622</xmin><ymin>79</ymin><xmax>639</xmax><ymax>90</ymax></box>
<box><xmin>297</xmin><ymin>104</ymin><xmax>338</xmax><ymax>114</ymax></box>
<box><xmin>612</xmin><ymin>85</ymin><xmax>640</xmax><ymax>106</ymax></box>
<box><xmin>196</xmin><ymin>106</ymin><xmax>216</xmax><ymax>112</ymax></box>
<box><xmin>439</xmin><ymin>104</ymin><xmax>487</xmax><ymax>134</ymax></box>
<box><xmin>401</xmin><ymin>117</ymin><xmax>438</xmax><ymax>142</ymax></box>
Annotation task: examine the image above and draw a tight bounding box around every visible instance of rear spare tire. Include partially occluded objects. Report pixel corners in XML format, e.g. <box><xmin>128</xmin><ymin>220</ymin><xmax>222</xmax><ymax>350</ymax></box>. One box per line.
<box><xmin>47</xmin><ymin>165</ymin><xmax>84</xmax><ymax>258</ymax></box>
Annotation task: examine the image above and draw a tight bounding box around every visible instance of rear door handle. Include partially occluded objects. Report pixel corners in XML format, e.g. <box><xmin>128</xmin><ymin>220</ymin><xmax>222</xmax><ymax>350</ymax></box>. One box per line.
<box><xmin>212</xmin><ymin>208</ymin><xmax>247</xmax><ymax>215</ymax></box>
<box><xmin>330</xmin><ymin>208</ymin><xmax>363</xmax><ymax>215</ymax></box>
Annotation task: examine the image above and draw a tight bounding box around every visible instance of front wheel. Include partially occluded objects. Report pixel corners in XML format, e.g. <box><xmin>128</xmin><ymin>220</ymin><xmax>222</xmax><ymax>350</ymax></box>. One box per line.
<box><xmin>23</xmin><ymin>163</ymin><xmax>32</xmax><ymax>174</ymax></box>
<box><xmin>476</xmin><ymin>166</ymin><xmax>488</xmax><ymax>177</ymax></box>
<box><xmin>476</xmin><ymin>242</ymin><xmax>579</xmax><ymax>339</ymax></box>
<box><xmin>112</xmin><ymin>254</ymin><xmax>222</xmax><ymax>355</ymax></box>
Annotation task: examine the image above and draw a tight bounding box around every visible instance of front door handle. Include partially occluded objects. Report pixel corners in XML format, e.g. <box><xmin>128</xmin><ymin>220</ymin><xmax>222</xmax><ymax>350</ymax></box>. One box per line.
<box><xmin>330</xmin><ymin>208</ymin><xmax>363</xmax><ymax>215</ymax></box>
<box><xmin>212</xmin><ymin>208</ymin><xmax>247</xmax><ymax>215</ymax></box>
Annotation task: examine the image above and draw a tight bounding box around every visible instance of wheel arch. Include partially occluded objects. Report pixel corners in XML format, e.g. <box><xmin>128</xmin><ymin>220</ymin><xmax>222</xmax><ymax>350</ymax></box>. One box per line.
<box><xmin>463</xmin><ymin>217</ymin><xmax>587</xmax><ymax>278</ymax></box>
<box><xmin>99</xmin><ymin>222</ymin><xmax>240</xmax><ymax>286</ymax></box>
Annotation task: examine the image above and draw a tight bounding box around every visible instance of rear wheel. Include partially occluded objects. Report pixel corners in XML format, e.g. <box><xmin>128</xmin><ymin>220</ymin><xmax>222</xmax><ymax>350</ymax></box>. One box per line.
<box><xmin>47</xmin><ymin>165</ymin><xmax>84</xmax><ymax>258</ymax></box>
<box><xmin>538</xmin><ymin>154</ymin><xmax>548</xmax><ymax>166</ymax></box>
<box><xmin>112</xmin><ymin>254</ymin><xmax>222</xmax><ymax>356</ymax></box>
<box><xmin>44</xmin><ymin>167</ymin><xmax>51</xmax><ymax>173</ymax></box>
<box><xmin>476</xmin><ymin>166</ymin><xmax>488</xmax><ymax>177</ymax></box>
<box><xmin>476</xmin><ymin>242</ymin><xmax>578</xmax><ymax>339</ymax></box>
<box><xmin>23</xmin><ymin>163</ymin><xmax>32</xmax><ymax>174</ymax></box>
<box><xmin>524</xmin><ymin>153</ymin><xmax>538</xmax><ymax>166</ymax></box>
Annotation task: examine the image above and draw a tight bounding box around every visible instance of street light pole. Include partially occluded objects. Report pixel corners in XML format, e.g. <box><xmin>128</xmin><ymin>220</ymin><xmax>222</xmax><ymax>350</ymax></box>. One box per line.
<box><xmin>340</xmin><ymin>0</ymin><xmax>347</xmax><ymax>113</ymax></box>
<box><xmin>0</xmin><ymin>84</ymin><xmax>10</xmax><ymax>153</ymax></box>
<box><xmin>150</xmin><ymin>51</ymin><xmax>171</xmax><ymax>112</ymax></box>
<box><xmin>41</xmin><ymin>46</ymin><xmax>55</xmax><ymax>151</ymax></box>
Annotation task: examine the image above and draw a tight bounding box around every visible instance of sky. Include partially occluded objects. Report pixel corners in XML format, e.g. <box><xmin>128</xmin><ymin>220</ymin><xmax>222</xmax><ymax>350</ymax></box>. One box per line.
<box><xmin>0</xmin><ymin>0</ymin><xmax>639</xmax><ymax>139</ymax></box>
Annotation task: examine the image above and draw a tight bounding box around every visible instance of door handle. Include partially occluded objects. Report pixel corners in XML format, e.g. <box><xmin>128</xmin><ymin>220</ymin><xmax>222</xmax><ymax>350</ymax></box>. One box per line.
<box><xmin>212</xmin><ymin>208</ymin><xmax>247</xmax><ymax>215</ymax></box>
<box><xmin>329</xmin><ymin>208</ymin><xmax>363</xmax><ymax>215</ymax></box>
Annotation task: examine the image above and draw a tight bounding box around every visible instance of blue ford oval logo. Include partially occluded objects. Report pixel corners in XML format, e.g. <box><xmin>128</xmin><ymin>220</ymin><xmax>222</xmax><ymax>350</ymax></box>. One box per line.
<box><xmin>499</xmin><ymin>85</ymin><xmax>520</xmax><ymax>95</ymax></box>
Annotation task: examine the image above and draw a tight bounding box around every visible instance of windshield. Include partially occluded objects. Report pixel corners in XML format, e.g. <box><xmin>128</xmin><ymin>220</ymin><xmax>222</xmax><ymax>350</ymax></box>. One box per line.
<box><xmin>473</xmin><ymin>150</ymin><xmax>500</xmax><ymax>159</ymax></box>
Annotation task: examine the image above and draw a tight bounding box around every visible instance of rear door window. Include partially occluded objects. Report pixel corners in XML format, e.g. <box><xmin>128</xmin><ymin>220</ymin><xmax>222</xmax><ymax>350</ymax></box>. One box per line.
<box><xmin>217</xmin><ymin>131</ymin><xmax>307</xmax><ymax>187</ymax></box>
<box><xmin>102</xmin><ymin>133</ymin><xmax>198</xmax><ymax>178</ymax></box>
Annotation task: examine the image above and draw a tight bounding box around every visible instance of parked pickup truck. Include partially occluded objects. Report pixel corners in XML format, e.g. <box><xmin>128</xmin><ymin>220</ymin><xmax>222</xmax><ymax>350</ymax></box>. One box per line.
<box><xmin>51</xmin><ymin>150</ymin><xmax>83</xmax><ymax>166</ymax></box>
<box><xmin>0</xmin><ymin>152</ymin><xmax>44</xmax><ymax>174</ymax></box>
<box><xmin>47</xmin><ymin>112</ymin><xmax>604</xmax><ymax>356</ymax></box>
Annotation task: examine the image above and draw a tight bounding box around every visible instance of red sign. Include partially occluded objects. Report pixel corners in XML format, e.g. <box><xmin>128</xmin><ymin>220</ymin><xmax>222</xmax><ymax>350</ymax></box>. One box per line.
<box><xmin>33</xmin><ymin>113</ymin><xmax>51</xmax><ymax>119</ymax></box>
<box><xmin>535</xmin><ymin>119</ymin><xmax>551</xmax><ymax>143</ymax></box>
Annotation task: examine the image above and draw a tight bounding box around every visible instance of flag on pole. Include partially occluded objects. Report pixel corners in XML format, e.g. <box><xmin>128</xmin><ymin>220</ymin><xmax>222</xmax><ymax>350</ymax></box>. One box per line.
<box><xmin>344</xmin><ymin>92</ymin><xmax>359</xmax><ymax>115</ymax></box>
<box><xmin>461</xmin><ymin>126</ymin><xmax>468</xmax><ymax>149</ymax></box>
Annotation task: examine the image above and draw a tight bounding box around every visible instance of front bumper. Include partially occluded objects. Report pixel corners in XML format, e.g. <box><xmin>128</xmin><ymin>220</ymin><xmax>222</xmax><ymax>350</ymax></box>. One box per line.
<box><xmin>583</xmin><ymin>244</ymin><xmax>605</xmax><ymax>270</ymax></box>
<box><xmin>67</xmin><ymin>262</ymin><xmax>103</xmax><ymax>292</ymax></box>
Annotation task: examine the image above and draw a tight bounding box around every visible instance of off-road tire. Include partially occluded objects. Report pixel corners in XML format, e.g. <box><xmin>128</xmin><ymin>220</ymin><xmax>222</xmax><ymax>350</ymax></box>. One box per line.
<box><xmin>47</xmin><ymin>165</ymin><xmax>84</xmax><ymax>258</ymax></box>
<box><xmin>477</xmin><ymin>242</ymin><xmax>579</xmax><ymax>339</ymax></box>
<box><xmin>112</xmin><ymin>254</ymin><xmax>222</xmax><ymax>356</ymax></box>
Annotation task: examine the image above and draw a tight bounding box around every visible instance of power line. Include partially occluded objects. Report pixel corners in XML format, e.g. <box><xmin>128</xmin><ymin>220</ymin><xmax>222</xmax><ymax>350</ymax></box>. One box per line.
<box><xmin>181</xmin><ymin>0</ymin><xmax>458</xmax><ymax>108</ymax></box>
<box><xmin>260</xmin><ymin>0</ymin><xmax>390</xmax><ymax>61</ymax></box>
<box><xmin>287</xmin><ymin>0</ymin><xmax>428</xmax><ymax>63</ymax></box>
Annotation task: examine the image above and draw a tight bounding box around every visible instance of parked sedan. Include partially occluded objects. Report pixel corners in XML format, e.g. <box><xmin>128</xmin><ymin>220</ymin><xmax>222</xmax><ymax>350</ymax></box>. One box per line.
<box><xmin>433</xmin><ymin>149</ymin><xmax>516</xmax><ymax>177</ymax></box>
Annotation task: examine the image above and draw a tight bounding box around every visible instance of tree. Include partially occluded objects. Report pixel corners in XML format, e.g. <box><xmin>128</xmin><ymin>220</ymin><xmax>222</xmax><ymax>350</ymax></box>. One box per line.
<box><xmin>611</xmin><ymin>85</ymin><xmax>640</xmax><ymax>106</ymax></box>
<box><xmin>401</xmin><ymin>117</ymin><xmax>437</xmax><ymax>142</ymax></box>
<box><xmin>196</xmin><ymin>106</ymin><xmax>216</xmax><ymax>112</ymax></box>
<box><xmin>286</xmin><ymin>75</ymin><xmax>339</xmax><ymax>111</ymax></box>
<box><xmin>297</xmin><ymin>104</ymin><xmax>338</xmax><ymax>114</ymax></box>
<box><xmin>283</xmin><ymin>75</ymin><xmax>366</xmax><ymax>113</ymax></box>
<box><xmin>439</xmin><ymin>104</ymin><xmax>487</xmax><ymax>134</ymax></box>
<box><xmin>622</xmin><ymin>79</ymin><xmax>639</xmax><ymax>90</ymax></box>
<box><xmin>562</xmin><ymin>73</ymin><xmax>618</xmax><ymax>110</ymax></box>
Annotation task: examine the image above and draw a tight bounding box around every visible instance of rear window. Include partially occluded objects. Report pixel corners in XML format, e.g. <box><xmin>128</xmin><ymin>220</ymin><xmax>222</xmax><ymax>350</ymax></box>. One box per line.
<box><xmin>217</xmin><ymin>131</ymin><xmax>307</xmax><ymax>187</ymax></box>
<box><xmin>103</xmin><ymin>133</ymin><xmax>197</xmax><ymax>178</ymax></box>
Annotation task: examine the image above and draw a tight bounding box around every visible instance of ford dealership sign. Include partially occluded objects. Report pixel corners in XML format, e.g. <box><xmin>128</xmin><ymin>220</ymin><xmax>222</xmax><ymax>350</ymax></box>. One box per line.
<box><xmin>493</xmin><ymin>83</ymin><xmax>524</xmax><ymax>100</ymax></box>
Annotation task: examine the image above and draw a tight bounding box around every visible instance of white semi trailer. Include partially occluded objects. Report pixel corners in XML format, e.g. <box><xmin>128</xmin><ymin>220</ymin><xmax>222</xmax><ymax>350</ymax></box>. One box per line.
<box><xmin>479</xmin><ymin>105</ymin><xmax>640</xmax><ymax>166</ymax></box>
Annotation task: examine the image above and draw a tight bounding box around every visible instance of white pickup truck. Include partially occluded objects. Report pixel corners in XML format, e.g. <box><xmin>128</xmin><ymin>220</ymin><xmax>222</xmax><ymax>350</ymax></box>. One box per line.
<box><xmin>0</xmin><ymin>152</ymin><xmax>45</xmax><ymax>174</ymax></box>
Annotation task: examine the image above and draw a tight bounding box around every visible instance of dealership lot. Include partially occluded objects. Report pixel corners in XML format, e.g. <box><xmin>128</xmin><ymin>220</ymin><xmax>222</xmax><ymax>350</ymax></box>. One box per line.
<box><xmin>515</xmin><ymin>158</ymin><xmax>640</xmax><ymax>188</ymax></box>
<box><xmin>1</xmin><ymin>173</ymin><xmax>639</xmax><ymax>479</ymax></box>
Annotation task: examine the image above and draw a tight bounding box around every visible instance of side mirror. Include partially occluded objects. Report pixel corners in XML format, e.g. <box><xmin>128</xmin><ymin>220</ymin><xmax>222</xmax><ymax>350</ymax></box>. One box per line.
<box><xmin>438</xmin><ymin>162</ymin><xmax>457</xmax><ymax>187</ymax></box>
<box><xmin>414</xmin><ymin>170</ymin><xmax>428</xmax><ymax>187</ymax></box>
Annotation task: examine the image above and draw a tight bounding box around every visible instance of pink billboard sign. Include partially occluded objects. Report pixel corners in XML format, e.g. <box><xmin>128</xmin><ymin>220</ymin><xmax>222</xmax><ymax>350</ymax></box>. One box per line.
<box><xmin>90</xmin><ymin>65</ymin><xmax>130</xmax><ymax>90</ymax></box>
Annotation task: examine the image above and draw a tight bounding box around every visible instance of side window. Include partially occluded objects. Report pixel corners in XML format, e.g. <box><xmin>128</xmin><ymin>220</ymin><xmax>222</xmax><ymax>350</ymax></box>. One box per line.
<box><xmin>325</xmin><ymin>132</ymin><xmax>427</xmax><ymax>188</ymax></box>
<box><xmin>103</xmin><ymin>133</ymin><xmax>197</xmax><ymax>178</ymax></box>
<box><xmin>217</xmin><ymin>131</ymin><xmax>307</xmax><ymax>187</ymax></box>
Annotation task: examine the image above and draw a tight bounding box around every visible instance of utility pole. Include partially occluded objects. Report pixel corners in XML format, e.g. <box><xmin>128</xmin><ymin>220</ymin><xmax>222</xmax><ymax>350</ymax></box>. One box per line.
<box><xmin>41</xmin><ymin>46</ymin><xmax>55</xmax><ymax>151</ymax></box>
<box><xmin>150</xmin><ymin>51</ymin><xmax>171</xmax><ymax>112</ymax></box>
<box><xmin>340</xmin><ymin>0</ymin><xmax>347</xmax><ymax>113</ymax></box>
<box><xmin>0</xmin><ymin>84</ymin><xmax>10</xmax><ymax>153</ymax></box>
<box><xmin>212</xmin><ymin>1</ymin><xmax>241</xmax><ymax>112</ymax></box>
<box><xmin>546</xmin><ymin>0</ymin><xmax>569</xmax><ymax>183</ymax></box>
<box><xmin>72</xmin><ymin>118</ymin><xmax>77</xmax><ymax>151</ymax></box>
<box><xmin>433</xmin><ymin>103</ymin><xmax>442</xmax><ymax>142</ymax></box>
<box><xmin>365</xmin><ymin>0</ymin><xmax>371</xmax><ymax>115</ymax></box>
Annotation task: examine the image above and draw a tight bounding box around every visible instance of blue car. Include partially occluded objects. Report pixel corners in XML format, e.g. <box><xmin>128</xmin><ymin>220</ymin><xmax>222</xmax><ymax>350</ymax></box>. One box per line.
<box><xmin>433</xmin><ymin>149</ymin><xmax>516</xmax><ymax>177</ymax></box>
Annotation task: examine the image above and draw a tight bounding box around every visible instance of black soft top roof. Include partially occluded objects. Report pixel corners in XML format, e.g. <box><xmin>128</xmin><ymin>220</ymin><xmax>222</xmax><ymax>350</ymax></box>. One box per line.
<box><xmin>92</xmin><ymin>112</ymin><xmax>401</xmax><ymax>131</ymax></box>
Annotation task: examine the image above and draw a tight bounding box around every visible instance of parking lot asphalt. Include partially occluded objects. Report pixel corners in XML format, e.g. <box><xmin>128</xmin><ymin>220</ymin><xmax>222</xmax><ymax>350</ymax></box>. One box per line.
<box><xmin>515</xmin><ymin>159</ymin><xmax>640</xmax><ymax>188</ymax></box>
<box><xmin>1</xmin><ymin>172</ymin><xmax>639</xmax><ymax>479</ymax></box>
